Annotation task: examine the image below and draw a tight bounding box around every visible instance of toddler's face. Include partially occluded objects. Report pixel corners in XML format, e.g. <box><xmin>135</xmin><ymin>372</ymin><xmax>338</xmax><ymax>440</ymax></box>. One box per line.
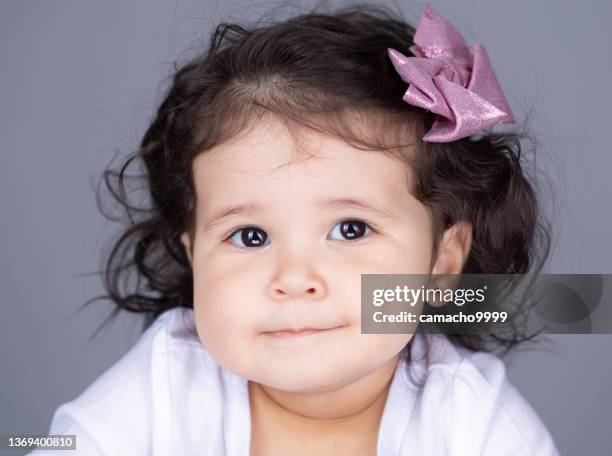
<box><xmin>181</xmin><ymin>117</ymin><xmax>435</xmax><ymax>392</ymax></box>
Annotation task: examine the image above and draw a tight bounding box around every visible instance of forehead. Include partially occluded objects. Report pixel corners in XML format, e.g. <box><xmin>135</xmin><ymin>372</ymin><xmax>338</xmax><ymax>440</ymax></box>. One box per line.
<box><xmin>190</xmin><ymin>117</ymin><xmax>413</xmax><ymax>207</ymax></box>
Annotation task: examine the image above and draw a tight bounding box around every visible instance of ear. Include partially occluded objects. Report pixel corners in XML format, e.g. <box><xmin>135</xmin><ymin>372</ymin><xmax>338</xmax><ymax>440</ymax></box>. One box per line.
<box><xmin>180</xmin><ymin>232</ymin><xmax>193</xmax><ymax>265</ymax></box>
<box><xmin>431</xmin><ymin>221</ymin><xmax>472</xmax><ymax>275</ymax></box>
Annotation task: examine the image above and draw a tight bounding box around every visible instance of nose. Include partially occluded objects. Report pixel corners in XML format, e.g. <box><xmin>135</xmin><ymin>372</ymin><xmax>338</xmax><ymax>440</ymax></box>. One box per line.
<box><xmin>269</xmin><ymin>257</ymin><xmax>326</xmax><ymax>301</ymax></box>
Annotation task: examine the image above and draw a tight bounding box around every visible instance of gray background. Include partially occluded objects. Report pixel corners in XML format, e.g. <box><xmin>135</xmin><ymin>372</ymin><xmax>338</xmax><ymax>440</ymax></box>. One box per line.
<box><xmin>1</xmin><ymin>0</ymin><xmax>611</xmax><ymax>454</ymax></box>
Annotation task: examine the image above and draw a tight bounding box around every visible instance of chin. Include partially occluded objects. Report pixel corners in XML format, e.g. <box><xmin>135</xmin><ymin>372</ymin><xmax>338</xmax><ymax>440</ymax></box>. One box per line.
<box><xmin>252</xmin><ymin>359</ymin><xmax>368</xmax><ymax>393</ymax></box>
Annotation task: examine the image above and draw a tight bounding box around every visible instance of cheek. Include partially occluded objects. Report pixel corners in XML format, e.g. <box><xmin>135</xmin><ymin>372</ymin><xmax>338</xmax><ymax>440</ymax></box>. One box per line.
<box><xmin>190</xmin><ymin>253</ymin><xmax>263</xmax><ymax>370</ymax></box>
<box><xmin>383</xmin><ymin>219</ymin><xmax>435</xmax><ymax>273</ymax></box>
<box><xmin>332</xmin><ymin>225</ymin><xmax>433</xmax><ymax>323</ymax></box>
<box><xmin>191</xmin><ymin>247</ymin><xmax>260</xmax><ymax>322</ymax></box>
<box><xmin>353</xmin><ymin>228</ymin><xmax>434</xmax><ymax>275</ymax></box>
<box><xmin>353</xmin><ymin>333</ymin><xmax>413</xmax><ymax>363</ymax></box>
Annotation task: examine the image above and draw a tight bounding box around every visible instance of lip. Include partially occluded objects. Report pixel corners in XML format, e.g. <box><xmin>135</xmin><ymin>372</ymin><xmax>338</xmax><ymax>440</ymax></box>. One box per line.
<box><xmin>263</xmin><ymin>326</ymin><xmax>340</xmax><ymax>338</ymax></box>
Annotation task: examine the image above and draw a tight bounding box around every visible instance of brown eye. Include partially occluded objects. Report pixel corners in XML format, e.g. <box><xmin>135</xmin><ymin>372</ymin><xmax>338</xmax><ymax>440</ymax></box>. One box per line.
<box><xmin>329</xmin><ymin>219</ymin><xmax>372</xmax><ymax>241</ymax></box>
<box><xmin>227</xmin><ymin>227</ymin><xmax>269</xmax><ymax>248</ymax></box>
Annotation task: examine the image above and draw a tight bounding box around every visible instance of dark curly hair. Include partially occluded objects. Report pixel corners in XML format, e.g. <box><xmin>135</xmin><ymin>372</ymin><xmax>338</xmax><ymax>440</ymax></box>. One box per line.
<box><xmin>81</xmin><ymin>2</ymin><xmax>551</xmax><ymax>354</ymax></box>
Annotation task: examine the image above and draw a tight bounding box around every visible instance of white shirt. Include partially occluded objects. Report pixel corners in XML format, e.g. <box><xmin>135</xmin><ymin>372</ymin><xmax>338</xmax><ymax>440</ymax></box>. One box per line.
<box><xmin>32</xmin><ymin>307</ymin><xmax>560</xmax><ymax>455</ymax></box>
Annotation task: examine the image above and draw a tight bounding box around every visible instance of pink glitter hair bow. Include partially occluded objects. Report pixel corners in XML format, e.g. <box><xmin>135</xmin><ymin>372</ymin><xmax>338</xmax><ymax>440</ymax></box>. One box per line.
<box><xmin>387</xmin><ymin>3</ymin><xmax>515</xmax><ymax>142</ymax></box>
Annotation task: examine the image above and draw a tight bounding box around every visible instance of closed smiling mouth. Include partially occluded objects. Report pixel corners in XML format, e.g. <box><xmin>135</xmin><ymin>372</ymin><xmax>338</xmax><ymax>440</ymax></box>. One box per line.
<box><xmin>262</xmin><ymin>326</ymin><xmax>343</xmax><ymax>338</ymax></box>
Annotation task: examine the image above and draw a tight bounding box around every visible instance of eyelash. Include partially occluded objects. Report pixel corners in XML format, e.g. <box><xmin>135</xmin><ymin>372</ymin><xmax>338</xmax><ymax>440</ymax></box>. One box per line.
<box><xmin>222</xmin><ymin>218</ymin><xmax>378</xmax><ymax>249</ymax></box>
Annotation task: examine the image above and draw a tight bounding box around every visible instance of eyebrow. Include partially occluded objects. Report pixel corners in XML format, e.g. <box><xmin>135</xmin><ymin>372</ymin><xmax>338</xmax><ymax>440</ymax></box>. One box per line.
<box><xmin>203</xmin><ymin>197</ymin><xmax>396</xmax><ymax>231</ymax></box>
